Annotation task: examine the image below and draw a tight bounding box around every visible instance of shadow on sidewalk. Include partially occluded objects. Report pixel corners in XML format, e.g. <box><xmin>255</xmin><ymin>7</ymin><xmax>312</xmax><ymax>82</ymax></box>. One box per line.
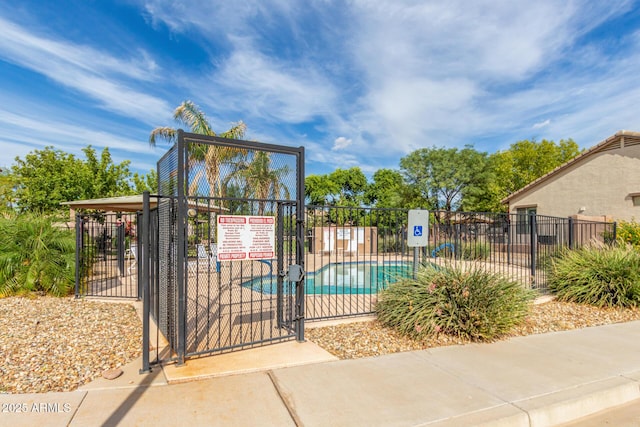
<box><xmin>99</xmin><ymin>367</ymin><xmax>164</xmax><ymax>427</ymax></box>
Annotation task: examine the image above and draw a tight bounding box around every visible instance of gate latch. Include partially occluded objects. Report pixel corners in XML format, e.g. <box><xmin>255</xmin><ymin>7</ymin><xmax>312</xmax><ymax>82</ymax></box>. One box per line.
<box><xmin>286</xmin><ymin>264</ymin><xmax>305</xmax><ymax>282</ymax></box>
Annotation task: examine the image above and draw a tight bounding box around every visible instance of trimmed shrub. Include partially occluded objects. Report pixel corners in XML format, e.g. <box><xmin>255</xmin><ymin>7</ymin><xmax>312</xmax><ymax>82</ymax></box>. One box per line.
<box><xmin>460</xmin><ymin>241</ymin><xmax>491</xmax><ymax>260</ymax></box>
<box><xmin>376</xmin><ymin>264</ymin><xmax>535</xmax><ymax>341</ymax></box>
<box><xmin>617</xmin><ymin>221</ymin><xmax>640</xmax><ymax>250</ymax></box>
<box><xmin>0</xmin><ymin>213</ymin><xmax>76</xmax><ymax>297</ymax></box>
<box><xmin>548</xmin><ymin>245</ymin><xmax>640</xmax><ymax>308</ymax></box>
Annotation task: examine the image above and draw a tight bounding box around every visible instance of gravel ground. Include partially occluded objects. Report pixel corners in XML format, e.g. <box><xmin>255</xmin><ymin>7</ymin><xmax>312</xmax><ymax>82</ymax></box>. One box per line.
<box><xmin>306</xmin><ymin>300</ymin><xmax>640</xmax><ymax>359</ymax></box>
<box><xmin>2</xmin><ymin>296</ymin><xmax>640</xmax><ymax>394</ymax></box>
<box><xmin>0</xmin><ymin>296</ymin><xmax>141</xmax><ymax>394</ymax></box>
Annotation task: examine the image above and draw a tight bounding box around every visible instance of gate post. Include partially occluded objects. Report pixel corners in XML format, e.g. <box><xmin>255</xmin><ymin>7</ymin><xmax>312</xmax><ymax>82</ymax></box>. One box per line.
<box><xmin>507</xmin><ymin>214</ymin><xmax>512</xmax><ymax>265</ymax></box>
<box><xmin>117</xmin><ymin>220</ymin><xmax>125</xmax><ymax>277</ymax></box>
<box><xmin>176</xmin><ymin>131</ymin><xmax>187</xmax><ymax>365</ymax></box>
<box><xmin>529</xmin><ymin>212</ymin><xmax>537</xmax><ymax>288</ymax></box>
<box><xmin>136</xmin><ymin>212</ymin><xmax>143</xmax><ymax>299</ymax></box>
<box><xmin>75</xmin><ymin>214</ymin><xmax>82</xmax><ymax>298</ymax></box>
<box><xmin>276</xmin><ymin>203</ymin><xmax>285</xmax><ymax>328</ymax></box>
<box><xmin>568</xmin><ymin>217</ymin><xmax>574</xmax><ymax>249</ymax></box>
<box><xmin>296</xmin><ymin>146</ymin><xmax>305</xmax><ymax>342</ymax></box>
<box><xmin>140</xmin><ymin>191</ymin><xmax>151</xmax><ymax>374</ymax></box>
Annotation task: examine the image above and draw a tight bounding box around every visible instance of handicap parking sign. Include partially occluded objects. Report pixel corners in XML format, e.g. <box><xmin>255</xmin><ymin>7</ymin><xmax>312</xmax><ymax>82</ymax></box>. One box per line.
<box><xmin>408</xmin><ymin>209</ymin><xmax>429</xmax><ymax>247</ymax></box>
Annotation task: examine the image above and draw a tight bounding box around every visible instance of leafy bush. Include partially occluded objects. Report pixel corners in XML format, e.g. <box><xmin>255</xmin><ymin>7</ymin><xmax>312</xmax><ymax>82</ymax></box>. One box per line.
<box><xmin>376</xmin><ymin>264</ymin><xmax>534</xmax><ymax>341</ymax></box>
<box><xmin>548</xmin><ymin>245</ymin><xmax>640</xmax><ymax>308</ymax></box>
<box><xmin>535</xmin><ymin>250</ymin><xmax>561</xmax><ymax>270</ymax></box>
<box><xmin>617</xmin><ymin>221</ymin><xmax>640</xmax><ymax>250</ymax></box>
<box><xmin>0</xmin><ymin>213</ymin><xmax>76</xmax><ymax>297</ymax></box>
<box><xmin>460</xmin><ymin>241</ymin><xmax>490</xmax><ymax>260</ymax></box>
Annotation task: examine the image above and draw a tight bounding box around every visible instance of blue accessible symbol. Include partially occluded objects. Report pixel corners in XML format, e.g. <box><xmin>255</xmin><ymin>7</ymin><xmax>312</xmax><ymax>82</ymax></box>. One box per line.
<box><xmin>413</xmin><ymin>225</ymin><xmax>423</xmax><ymax>237</ymax></box>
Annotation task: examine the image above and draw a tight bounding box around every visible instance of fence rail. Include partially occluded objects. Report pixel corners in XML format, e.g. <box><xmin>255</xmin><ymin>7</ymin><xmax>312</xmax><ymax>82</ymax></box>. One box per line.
<box><xmin>427</xmin><ymin>211</ymin><xmax>616</xmax><ymax>293</ymax></box>
<box><xmin>302</xmin><ymin>207</ymin><xmax>616</xmax><ymax>321</ymax></box>
<box><xmin>76</xmin><ymin>200</ymin><xmax>616</xmax><ymax>368</ymax></box>
<box><xmin>304</xmin><ymin>205</ymin><xmax>411</xmax><ymax>320</ymax></box>
<box><xmin>74</xmin><ymin>212</ymin><xmax>139</xmax><ymax>298</ymax></box>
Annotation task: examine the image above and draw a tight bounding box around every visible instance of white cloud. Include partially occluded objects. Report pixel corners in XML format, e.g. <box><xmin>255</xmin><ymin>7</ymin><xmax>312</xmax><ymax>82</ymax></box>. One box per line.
<box><xmin>3</xmin><ymin>0</ymin><xmax>640</xmax><ymax>177</ymax></box>
<box><xmin>0</xmin><ymin>17</ymin><xmax>171</xmax><ymax>124</ymax></box>
<box><xmin>76</xmin><ymin>0</ymin><xmax>640</xmax><ymax>171</ymax></box>
<box><xmin>0</xmin><ymin>105</ymin><xmax>159</xmax><ymax>172</ymax></box>
<box><xmin>205</xmin><ymin>47</ymin><xmax>338</xmax><ymax>123</ymax></box>
<box><xmin>332</xmin><ymin>137</ymin><xmax>352</xmax><ymax>151</ymax></box>
<box><xmin>533</xmin><ymin>119</ymin><xmax>551</xmax><ymax>129</ymax></box>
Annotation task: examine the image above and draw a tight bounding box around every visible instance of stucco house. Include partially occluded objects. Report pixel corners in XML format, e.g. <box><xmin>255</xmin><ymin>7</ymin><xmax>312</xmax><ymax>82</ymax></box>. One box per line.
<box><xmin>502</xmin><ymin>130</ymin><xmax>640</xmax><ymax>222</ymax></box>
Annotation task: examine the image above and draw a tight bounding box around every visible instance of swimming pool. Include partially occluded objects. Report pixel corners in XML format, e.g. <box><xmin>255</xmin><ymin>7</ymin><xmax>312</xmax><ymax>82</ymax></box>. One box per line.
<box><xmin>242</xmin><ymin>262</ymin><xmax>413</xmax><ymax>295</ymax></box>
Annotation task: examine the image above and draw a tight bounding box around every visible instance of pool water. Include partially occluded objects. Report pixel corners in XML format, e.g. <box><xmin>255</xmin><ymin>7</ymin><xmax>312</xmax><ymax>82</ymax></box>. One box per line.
<box><xmin>243</xmin><ymin>262</ymin><xmax>413</xmax><ymax>295</ymax></box>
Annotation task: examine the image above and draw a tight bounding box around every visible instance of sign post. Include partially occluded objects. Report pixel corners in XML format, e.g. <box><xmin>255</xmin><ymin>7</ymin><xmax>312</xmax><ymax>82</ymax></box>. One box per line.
<box><xmin>407</xmin><ymin>209</ymin><xmax>429</xmax><ymax>278</ymax></box>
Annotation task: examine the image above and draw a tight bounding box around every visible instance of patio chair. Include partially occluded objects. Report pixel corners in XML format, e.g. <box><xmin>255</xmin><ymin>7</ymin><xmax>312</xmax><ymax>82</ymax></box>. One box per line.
<box><xmin>210</xmin><ymin>243</ymin><xmax>221</xmax><ymax>271</ymax></box>
<box><xmin>188</xmin><ymin>244</ymin><xmax>218</xmax><ymax>274</ymax></box>
<box><xmin>125</xmin><ymin>245</ymin><xmax>137</xmax><ymax>275</ymax></box>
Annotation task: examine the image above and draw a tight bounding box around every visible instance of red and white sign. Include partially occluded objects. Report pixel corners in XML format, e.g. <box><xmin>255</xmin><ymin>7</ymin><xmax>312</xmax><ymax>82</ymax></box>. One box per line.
<box><xmin>217</xmin><ymin>215</ymin><xmax>275</xmax><ymax>261</ymax></box>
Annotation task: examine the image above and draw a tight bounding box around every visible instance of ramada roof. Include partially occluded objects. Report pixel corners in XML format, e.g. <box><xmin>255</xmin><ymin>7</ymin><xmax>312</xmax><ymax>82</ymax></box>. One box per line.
<box><xmin>61</xmin><ymin>195</ymin><xmax>227</xmax><ymax>213</ymax></box>
<box><xmin>501</xmin><ymin>130</ymin><xmax>640</xmax><ymax>204</ymax></box>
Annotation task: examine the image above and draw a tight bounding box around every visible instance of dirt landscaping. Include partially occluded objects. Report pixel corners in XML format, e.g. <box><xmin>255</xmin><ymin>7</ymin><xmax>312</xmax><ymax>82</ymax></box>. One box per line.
<box><xmin>2</xmin><ymin>296</ymin><xmax>640</xmax><ymax>394</ymax></box>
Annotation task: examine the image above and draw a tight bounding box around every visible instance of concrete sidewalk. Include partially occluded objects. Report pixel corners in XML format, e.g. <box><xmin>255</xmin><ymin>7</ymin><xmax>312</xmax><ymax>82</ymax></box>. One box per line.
<box><xmin>3</xmin><ymin>321</ymin><xmax>640</xmax><ymax>427</ymax></box>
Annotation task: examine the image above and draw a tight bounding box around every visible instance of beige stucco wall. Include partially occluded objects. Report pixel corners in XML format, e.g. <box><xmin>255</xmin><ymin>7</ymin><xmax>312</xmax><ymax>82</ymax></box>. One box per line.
<box><xmin>507</xmin><ymin>144</ymin><xmax>640</xmax><ymax>221</ymax></box>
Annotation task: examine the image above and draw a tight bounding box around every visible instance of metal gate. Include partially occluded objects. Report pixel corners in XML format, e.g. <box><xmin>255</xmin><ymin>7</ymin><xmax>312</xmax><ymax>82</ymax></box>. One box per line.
<box><xmin>141</xmin><ymin>131</ymin><xmax>305</xmax><ymax>369</ymax></box>
<box><xmin>75</xmin><ymin>212</ymin><xmax>139</xmax><ymax>298</ymax></box>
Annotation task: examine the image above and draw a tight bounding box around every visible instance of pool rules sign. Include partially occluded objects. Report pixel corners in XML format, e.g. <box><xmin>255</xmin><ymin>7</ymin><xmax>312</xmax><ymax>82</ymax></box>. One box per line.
<box><xmin>217</xmin><ymin>215</ymin><xmax>275</xmax><ymax>261</ymax></box>
<box><xmin>407</xmin><ymin>209</ymin><xmax>429</xmax><ymax>247</ymax></box>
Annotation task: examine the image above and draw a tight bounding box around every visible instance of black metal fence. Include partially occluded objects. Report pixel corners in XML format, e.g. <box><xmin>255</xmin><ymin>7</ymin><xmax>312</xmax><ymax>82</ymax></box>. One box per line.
<box><xmin>304</xmin><ymin>205</ymin><xmax>412</xmax><ymax>320</ymax></box>
<box><xmin>76</xmin><ymin>196</ymin><xmax>616</xmax><ymax>367</ymax></box>
<box><xmin>71</xmin><ymin>133</ymin><xmax>617</xmax><ymax>367</ymax></box>
<box><xmin>300</xmin><ymin>208</ymin><xmax>616</xmax><ymax>322</ymax></box>
<box><xmin>140</xmin><ymin>131</ymin><xmax>305</xmax><ymax>369</ymax></box>
<box><xmin>74</xmin><ymin>212</ymin><xmax>139</xmax><ymax>298</ymax></box>
<box><xmin>426</xmin><ymin>211</ymin><xmax>616</xmax><ymax>292</ymax></box>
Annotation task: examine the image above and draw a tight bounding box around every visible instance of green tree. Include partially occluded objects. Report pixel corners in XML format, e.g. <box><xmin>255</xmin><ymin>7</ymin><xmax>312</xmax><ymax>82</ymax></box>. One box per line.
<box><xmin>364</xmin><ymin>169</ymin><xmax>407</xmax><ymax>208</ymax></box>
<box><xmin>82</xmin><ymin>146</ymin><xmax>135</xmax><ymax>198</ymax></box>
<box><xmin>305</xmin><ymin>174</ymin><xmax>340</xmax><ymax>205</ymax></box>
<box><xmin>0</xmin><ymin>168</ymin><xmax>16</xmax><ymax>212</ymax></box>
<box><xmin>11</xmin><ymin>146</ymin><xmax>137</xmax><ymax>214</ymax></box>
<box><xmin>490</xmin><ymin>138</ymin><xmax>582</xmax><ymax>200</ymax></box>
<box><xmin>331</xmin><ymin>168</ymin><xmax>368</xmax><ymax>205</ymax></box>
<box><xmin>150</xmin><ymin>100</ymin><xmax>247</xmax><ymax>198</ymax></box>
<box><xmin>238</xmin><ymin>151</ymin><xmax>291</xmax><ymax>215</ymax></box>
<box><xmin>132</xmin><ymin>169</ymin><xmax>158</xmax><ymax>194</ymax></box>
<box><xmin>400</xmin><ymin>146</ymin><xmax>491</xmax><ymax>211</ymax></box>
<box><xmin>12</xmin><ymin>147</ymin><xmax>86</xmax><ymax>213</ymax></box>
<box><xmin>304</xmin><ymin>167</ymin><xmax>367</xmax><ymax>206</ymax></box>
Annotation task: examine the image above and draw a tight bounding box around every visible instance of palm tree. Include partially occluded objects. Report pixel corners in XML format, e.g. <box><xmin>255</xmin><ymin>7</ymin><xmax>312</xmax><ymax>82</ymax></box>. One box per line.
<box><xmin>239</xmin><ymin>151</ymin><xmax>291</xmax><ymax>215</ymax></box>
<box><xmin>0</xmin><ymin>212</ymin><xmax>76</xmax><ymax>296</ymax></box>
<box><xmin>150</xmin><ymin>100</ymin><xmax>247</xmax><ymax>198</ymax></box>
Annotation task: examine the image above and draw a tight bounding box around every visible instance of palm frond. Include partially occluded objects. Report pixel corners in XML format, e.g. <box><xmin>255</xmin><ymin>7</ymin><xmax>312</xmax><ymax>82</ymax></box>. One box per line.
<box><xmin>174</xmin><ymin>101</ymin><xmax>214</xmax><ymax>136</ymax></box>
<box><xmin>149</xmin><ymin>127</ymin><xmax>177</xmax><ymax>146</ymax></box>
<box><xmin>219</xmin><ymin>121</ymin><xmax>247</xmax><ymax>139</ymax></box>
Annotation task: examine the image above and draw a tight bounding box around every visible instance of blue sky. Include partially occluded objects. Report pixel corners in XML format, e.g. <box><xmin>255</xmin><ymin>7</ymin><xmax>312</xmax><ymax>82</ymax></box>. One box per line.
<box><xmin>1</xmin><ymin>1</ymin><xmax>640</xmax><ymax>178</ymax></box>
